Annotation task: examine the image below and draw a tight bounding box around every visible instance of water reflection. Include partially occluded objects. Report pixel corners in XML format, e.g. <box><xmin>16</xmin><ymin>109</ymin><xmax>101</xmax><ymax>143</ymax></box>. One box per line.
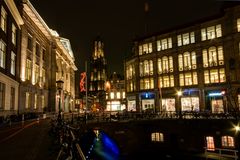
<box><xmin>80</xmin><ymin>129</ymin><xmax>120</xmax><ymax>160</ymax></box>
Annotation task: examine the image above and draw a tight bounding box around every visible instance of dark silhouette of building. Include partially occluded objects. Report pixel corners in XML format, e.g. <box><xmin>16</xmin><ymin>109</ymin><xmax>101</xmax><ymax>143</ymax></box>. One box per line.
<box><xmin>89</xmin><ymin>37</ymin><xmax>108</xmax><ymax>111</ymax></box>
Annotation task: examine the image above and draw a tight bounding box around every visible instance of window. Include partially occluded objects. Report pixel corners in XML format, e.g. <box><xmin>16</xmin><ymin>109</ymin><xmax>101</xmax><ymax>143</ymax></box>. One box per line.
<box><xmin>122</xmin><ymin>92</ymin><xmax>125</xmax><ymax>99</ymax></box>
<box><xmin>238</xmin><ymin>95</ymin><xmax>240</xmax><ymax>109</ymax></box>
<box><xmin>26</xmin><ymin>59</ymin><xmax>32</xmax><ymax>81</ymax></box>
<box><xmin>27</xmin><ymin>34</ymin><xmax>33</xmax><ymax>51</ymax></box>
<box><xmin>179</xmin><ymin>72</ymin><xmax>198</xmax><ymax>86</ymax></box>
<box><xmin>35</xmin><ymin>64</ymin><xmax>39</xmax><ymax>84</ymax></box>
<box><xmin>206</xmin><ymin>136</ymin><xmax>215</xmax><ymax>151</ymax></box>
<box><xmin>12</xmin><ymin>24</ymin><xmax>17</xmax><ymax>45</ymax></box>
<box><xmin>204</xmin><ymin>68</ymin><xmax>225</xmax><ymax>84</ymax></box>
<box><xmin>36</xmin><ymin>42</ymin><xmax>40</xmax><ymax>56</ymax></box>
<box><xmin>158</xmin><ymin>75</ymin><xmax>174</xmax><ymax>88</ymax></box>
<box><xmin>222</xmin><ymin>136</ymin><xmax>234</xmax><ymax>147</ymax></box>
<box><xmin>158</xmin><ymin>56</ymin><xmax>173</xmax><ymax>74</ymax></box>
<box><xmin>202</xmin><ymin>46</ymin><xmax>224</xmax><ymax>67</ymax></box>
<box><xmin>177</xmin><ymin>32</ymin><xmax>195</xmax><ymax>46</ymax></box>
<box><xmin>151</xmin><ymin>132</ymin><xmax>164</xmax><ymax>142</ymax></box>
<box><xmin>26</xmin><ymin>92</ymin><xmax>31</xmax><ymax>109</ymax></box>
<box><xmin>42</xmin><ymin>68</ymin><xmax>46</xmax><ymax>83</ymax></box>
<box><xmin>10</xmin><ymin>87</ymin><xmax>15</xmax><ymax>110</ymax></box>
<box><xmin>41</xmin><ymin>95</ymin><xmax>45</xmax><ymax>109</ymax></box>
<box><xmin>34</xmin><ymin>94</ymin><xmax>37</xmax><ymax>109</ymax></box>
<box><xmin>1</xmin><ymin>7</ymin><xmax>7</xmax><ymax>33</ymax></box>
<box><xmin>110</xmin><ymin>92</ymin><xmax>114</xmax><ymax>99</ymax></box>
<box><xmin>139</xmin><ymin>60</ymin><xmax>153</xmax><ymax>76</ymax></box>
<box><xmin>0</xmin><ymin>82</ymin><xmax>5</xmax><ymax>110</ymax></box>
<box><xmin>0</xmin><ymin>40</ymin><xmax>6</xmax><ymax>68</ymax></box>
<box><xmin>116</xmin><ymin>92</ymin><xmax>120</xmax><ymax>99</ymax></box>
<box><xmin>139</xmin><ymin>43</ymin><xmax>152</xmax><ymax>55</ymax></box>
<box><xmin>156</xmin><ymin>37</ymin><xmax>172</xmax><ymax>51</ymax></box>
<box><xmin>11</xmin><ymin>52</ymin><xmax>16</xmax><ymax>75</ymax></box>
<box><xmin>42</xmin><ymin>48</ymin><xmax>46</xmax><ymax>61</ymax></box>
<box><xmin>140</xmin><ymin>78</ymin><xmax>154</xmax><ymax>90</ymax></box>
<box><xmin>201</xmin><ymin>24</ymin><xmax>222</xmax><ymax>41</ymax></box>
<box><xmin>237</xmin><ymin>18</ymin><xmax>240</xmax><ymax>32</ymax></box>
<box><xmin>178</xmin><ymin>52</ymin><xmax>197</xmax><ymax>71</ymax></box>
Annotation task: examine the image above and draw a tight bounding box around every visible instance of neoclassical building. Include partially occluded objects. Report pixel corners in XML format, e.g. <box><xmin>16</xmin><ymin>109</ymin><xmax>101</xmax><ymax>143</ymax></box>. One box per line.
<box><xmin>125</xmin><ymin>4</ymin><xmax>240</xmax><ymax>114</ymax></box>
<box><xmin>18</xmin><ymin>0</ymin><xmax>77</xmax><ymax>114</ymax></box>
<box><xmin>0</xmin><ymin>0</ymin><xmax>23</xmax><ymax>117</ymax></box>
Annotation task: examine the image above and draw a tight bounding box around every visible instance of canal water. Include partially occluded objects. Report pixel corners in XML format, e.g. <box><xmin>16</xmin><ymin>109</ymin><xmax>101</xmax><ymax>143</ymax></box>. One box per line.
<box><xmin>79</xmin><ymin>129</ymin><xmax>120</xmax><ymax>160</ymax></box>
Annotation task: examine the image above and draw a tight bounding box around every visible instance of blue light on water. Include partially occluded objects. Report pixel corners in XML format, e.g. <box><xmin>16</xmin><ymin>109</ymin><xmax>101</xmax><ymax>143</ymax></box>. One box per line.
<box><xmin>92</xmin><ymin>130</ymin><xmax>120</xmax><ymax>160</ymax></box>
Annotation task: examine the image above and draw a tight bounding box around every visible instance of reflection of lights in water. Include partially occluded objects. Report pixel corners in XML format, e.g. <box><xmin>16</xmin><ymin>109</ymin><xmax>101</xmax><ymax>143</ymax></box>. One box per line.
<box><xmin>87</xmin><ymin>129</ymin><xmax>120</xmax><ymax>160</ymax></box>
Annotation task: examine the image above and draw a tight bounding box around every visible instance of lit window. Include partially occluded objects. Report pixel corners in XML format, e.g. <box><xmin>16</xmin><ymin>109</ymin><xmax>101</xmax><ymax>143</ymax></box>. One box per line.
<box><xmin>237</xmin><ymin>18</ymin><xmax>240</xmax><ymax>32</ymax></box>
<box><xmin>202</xmin><ymin>46</ymin><xmax>224</xmax><ymax>67</ymax></box>
<box><xmin>222</xmin><ymin>136</ymin><xmax>234</xmax><ymax>147</ymax></box>
<box><xmin>178</xmin><ymin>52</ymin><xmax>196</xmax><ymax>71</ymax></box>
<box><xmin>0</xmin><ymin>40</ymin><xmax>6</xmax><ymax>68</ymax></box>
<box><xmin>183</xmin><ymin>33</ymin><xmax>189</xmax><ymax>45</ymax></box>
<box><xmin>178</xmin><ymin>32</ymin><xmax>195</xmax><ymax>46</ymax></box>
<box><xmin>206</xmin><ymin>136</ymin><xmax>215</xmax><ymax>151</ymax></box>
<box><xmin>144</xmin><ymin>60</ymin><xmax>149</xmax><ymax>76</ymax></box>
<box><xmin>0</xmin><ymin>7</ymin><xmax>7</xmax><ymax>33</ymax></box>
<box><xmin>207</xmin><ymin>26</ymin><xmax>215</xmax><ymax>39</ymax></box>
<box><xmin>34</xmin><ymin>94</ymin><xmax>37</xmax><ymax>109</ymax></box>
<box><xmin>11</xmin><ymin>51</ymin><xmax>16</xmax><ymax>75</ymax></box>
<box><xmin>151</xmin><ymin>132</ymin><xmax>164</xmax><ymax>142</ymax></box>
<box><xmin>201</xmin><ymin>28</ymin><xmax>207</xmax><ymax>41</ymax></box>
<box><xmin>238</xmin><ymin>95</ymin><xmax>240</xmax><ymax>109</ymax></box>
<box><xmin>26</xmin><ymin>92</ymin><xmax>30</xmax><ymax>109</ymax></box>
<box><xmin>156</xmin><ymin>37</ymin><xmax>172</xmax><ymax>51</ymax></box>
<box><xmin>35</xmin><ymin>64</ymin><xmax>39</xmax><ymax>84</ymax></box>
<box><xmin>122</xmin><ymin>92</ymin><xmax>125</xmax><ymax>99</ymax></box>
<box><xmin>201</xmin><ymin>24</ymin><xmax>222</xmax><ymax>41</ymax></box>
<box><xmin>12</xmin><ymin>24</ymin><xmax>17</xmax><ymax>45</ymax></box>
<box><xmin>26</xmin><ymin>59</ymin><xmax>32</xmax><ymax>80</ymax></box>
<box><xmin>204</xmin><ymin>68</ymin><xmax>225</xmax><ymax>84</ymax></box>
<box><xmin>116</xmin><ymin>92</ymin><xmax>120</xmax><ymax>99</ymax></box>
<box><xmin>139</xmin><ymin>62</ymin><xmax>143</xmax><ymax>77</ymax></box>
<box><xmin>110</xmin><ymin>92</ymin><xmax>114</xmax><ymax>99</ymax></box>
<box><xmin>179</xmin><ymin>72</ymin><xmax>198</xmax><ymax>86</ymax></box>
<box><xmin>158</xmin><ymin>75</ymin><xmax>174</xmax><ymax>88</ymax></box>
<box><xmin>139</xmin><ymin>45</ymin><xmax>143</xmax><ymax>55</ymax></box>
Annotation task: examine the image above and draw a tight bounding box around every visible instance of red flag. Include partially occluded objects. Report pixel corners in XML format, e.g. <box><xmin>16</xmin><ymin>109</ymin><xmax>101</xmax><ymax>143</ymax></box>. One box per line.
<box><xmin>80</xmin><ymin>72</ymin><xmax>86</xmax><ymax>92</ymax></box>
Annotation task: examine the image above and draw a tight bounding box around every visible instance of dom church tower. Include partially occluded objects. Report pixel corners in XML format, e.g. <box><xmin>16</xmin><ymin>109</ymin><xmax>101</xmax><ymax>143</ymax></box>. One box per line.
<box><xmin>89</xmin><ymin>37</ymin><xmax>108</xmax><ymax>111</ymax></box>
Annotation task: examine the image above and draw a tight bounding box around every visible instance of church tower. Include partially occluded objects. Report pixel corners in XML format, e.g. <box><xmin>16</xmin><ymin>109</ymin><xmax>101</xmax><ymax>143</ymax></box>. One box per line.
<box><xmin>89</xmin><ymin>37</ymin><xmax>108</xmax><ymax>110</ymax></box>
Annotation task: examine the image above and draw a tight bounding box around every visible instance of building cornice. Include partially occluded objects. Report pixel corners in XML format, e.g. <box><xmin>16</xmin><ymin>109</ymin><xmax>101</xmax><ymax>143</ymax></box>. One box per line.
<box><xmin>4</xmin><ymin>0</ymin><xmax>24</xmax><ymax>28</ymax></box>
<box><xmin>23</xmin><ymin>0</ymin><xmax>52</xmax><ymax>39</ymax></box>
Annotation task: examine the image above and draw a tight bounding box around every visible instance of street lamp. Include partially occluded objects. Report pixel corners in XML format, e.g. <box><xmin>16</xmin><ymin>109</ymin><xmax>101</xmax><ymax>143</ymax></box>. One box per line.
<box><xmin>177</xmin><ymin>90</ymin><xmax>183</xmax><ymax>119</ymax></box>
<box><xmin>56</xmin><ymin>80</ymin><xmax>64</xmax><ymax>123</ymax></box>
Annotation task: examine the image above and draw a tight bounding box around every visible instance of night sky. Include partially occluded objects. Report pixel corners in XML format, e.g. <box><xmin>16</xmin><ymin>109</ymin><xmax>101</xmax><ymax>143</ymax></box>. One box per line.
<box><xmin>29</xmin><ymin>0</ymin><xmax>223</xmax><ymax>77</ymax></box>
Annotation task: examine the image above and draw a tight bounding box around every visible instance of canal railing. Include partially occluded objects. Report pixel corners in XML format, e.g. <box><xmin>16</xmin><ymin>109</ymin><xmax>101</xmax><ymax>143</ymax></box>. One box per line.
<box><xmin>204</xmin><ymin>147</ymin><xmax>238</xmax><ymax>160</ymax></box>
<box><xmin>65</xmin><ymin>111</ymin><xmax>240</xmax><ymax>124</ymax></box>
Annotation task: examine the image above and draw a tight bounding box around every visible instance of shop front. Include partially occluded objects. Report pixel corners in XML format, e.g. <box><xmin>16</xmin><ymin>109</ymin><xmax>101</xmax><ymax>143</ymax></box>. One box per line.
<box><xmin>206</xmin><ymin>91</ymin><xmax>225</xmax><ymax>113</ymax></box>
<box><xmin>161</xmin><ymin>98</ymin><xmax>176</xmax><ymax>112</ymax></box>
<box><xmin>127</xmin><ymin>96</ymin><xmax>136</xmax><ymax>112</ymax></box>
<box><xmin>140</xmin><ymin>92</ymin><xmax>155</xmax><ymax>112</ymax></box>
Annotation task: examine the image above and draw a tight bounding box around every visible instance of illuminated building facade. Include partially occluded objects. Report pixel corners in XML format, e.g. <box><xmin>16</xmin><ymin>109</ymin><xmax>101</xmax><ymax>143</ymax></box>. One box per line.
<box><xmin>18</xmin><ymin>0</ymin><xmax>77</xmax><ymax>114</ymax></box>
<box><xmin>89</xmin><ymin>37</ymin><xmax>107</xmax><ymax>111</ymax></box>
<box><xmin>125</xmin><ymin>4</ymin><xmax>240</xmax><ymax>113</ymax></box>
<box><xmin>0</xmin><ymin>0</ymin><xmax>23</xmax><ymax>117</ymax></box>
<box><xmin>105</xmin><ymin>72</ymin><xmax>126</xmax><ymax>112</ymax></box>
